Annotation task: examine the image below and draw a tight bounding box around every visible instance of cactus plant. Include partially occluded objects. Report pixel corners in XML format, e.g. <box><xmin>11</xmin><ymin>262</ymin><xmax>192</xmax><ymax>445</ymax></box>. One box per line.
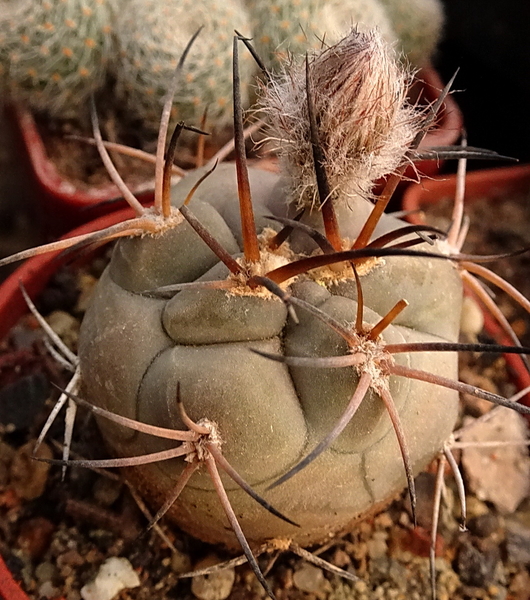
<box><xmin>112</xmin><ymin>0</ymin><xmax>254</xmax><ymax>132</ymax></box>
<box><xmin>245</xmin><ymin>0</ymin><xmax>443</xmax><ymax>70</ymax></box>
<box><xmin>1</xmin><ymin>27</ymin><xmax>529</xmax><ymax>599</ymax></box>
<box><xmin>0</xmin><ymin>0</ymin><xmax>117</xmax><ymax>117</ymax></box>
<box><xmin>245</xmin><ymin>0</ymin><xmax>396</xmax><ymax>67</ymax></box>
<box><xmin>71</xmin><ymin>30</ymin><xmax>465</xmax><ymax>554</ymax></box>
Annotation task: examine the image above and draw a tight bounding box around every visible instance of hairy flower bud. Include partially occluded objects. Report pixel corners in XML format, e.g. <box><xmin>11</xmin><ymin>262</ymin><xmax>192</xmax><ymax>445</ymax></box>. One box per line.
<box><xmin>261</xmin><ymin>29</ymin><xmax>420</xmax><ymax>209</ymax></box>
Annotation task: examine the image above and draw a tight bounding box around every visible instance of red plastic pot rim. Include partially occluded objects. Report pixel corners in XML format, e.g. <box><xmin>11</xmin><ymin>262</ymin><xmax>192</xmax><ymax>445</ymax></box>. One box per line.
<box><xmin>0</xmin><ymin>208</ymin><xmax>134</xmax><ymax>343</ymax></box>
<box><xmin>0</xmin><ymin>556</ymin><xmax>29</xmax><ymax>600</ymax></box>
<box><xmin>14</xmin><ymin>106</ymin><xmax>155</xmax><ymax>209</ymax></box>
<box><xmin>402</xmin><ymin>163</ymin><xmax>530</xmax><ymax>224</ymax></box>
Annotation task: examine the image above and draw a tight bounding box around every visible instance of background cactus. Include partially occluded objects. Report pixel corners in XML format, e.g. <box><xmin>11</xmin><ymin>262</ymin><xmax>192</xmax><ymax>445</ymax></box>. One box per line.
<box><xmin>245</xmin><ymin>0</ymin><xmax>396</xmax><ymax>68</ymax></box>
<box><xmin>379</xmin><ymin>0</ymin><xmax>444</xmax><ymax>66</ymax></box>
<box><xmin>0</xmin><ymin>0</ymin><xmax>444</xmax><ymax>143</ymax></box>
<box><xmin>112</xmin><ymin>0</ymin><xmax>254</xmax><ymax>133</ymax></box>
<box><xmin>0</xmin><ymin>0</ymin><xmax>117</xmax><ymax>117</ymax></box>
<box><xmin>245</xmin><ymin>0</ymin><xmax>443</xmax><ymax>70</ymax></box>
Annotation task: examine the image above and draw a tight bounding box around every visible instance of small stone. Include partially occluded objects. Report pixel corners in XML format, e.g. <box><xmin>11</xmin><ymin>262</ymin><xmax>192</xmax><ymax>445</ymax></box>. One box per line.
<box><xmin>92</xmin><ymin>477</ymin><xmax>122</xmax><ymax>507</ymax></box>
<box><xmin>465</xmin><ymin>496</ymin><xmax>490</xmax><ymax>520</ymax></box>
<box><xmin>468</xmin><ymin>513</ymin><xmax>501</xmax><ymax>539</ymax></box>
<box><xmin>509</xmin><ymin>570</ymin><xmax>530</xmax><ymax>600</ymax></box>
<box><xmin>487</xmin><ymin>585</ymin><xmax>508</xmax><ymax>600</ymax></box>
<box><xmin>293</xmin><ymin>563</ymin><xmax>331</xmax><ymax>597</ymax></box>
<box><xmin>9</xmin><ymin>440</ymin><xmax>52</xmax><ymax>500</ymax></box>
<box><xmin>369</xmin><ymin>556</ymin><xmax>391</xmax><ymax>585</ymax></box>
<box><xmin>374</xmin><ymin>512</ymin><xmax>394</xmax><ymax>530</ymax></box>
<box><xmin>46</xmin><ymin>310</ymin><xmax>79</xmax><ymax>351</ymax></box>
<box><xmin>505</xmin><ymin>519</ymin><xmax>530</xmax><ymax>565</ymax></box>
<box><xmin>170</xmin><ymin>547</ymin><xmax>192</xmax><ymax>574</ymax></box>
<box><xmin>38</xmin><ymin>581</ymin><xmax>61</xmax><ymax>599</ymax></box>
<box><xmin>387</xmin><ymin>559</ymin><xmax>408</xmax><ymax>589</ymax></box>
<box><xmin>75</xmin><ymin>273</ymin><xmax>98</xmax><ymax>314</ymax></box>
<box><xmin>367</xmin><ymin>531</ymin><xmax>388</xmax><ymax>560</ymax></box>
<box><xmin>17</xmin><ymin>517</ymin><xmax>55</xmax><ymax>560</ymax></box>
<box><xmin>331</xmin><ymin>548</ymin><xmax>351</xmax><ymax>568</ymax></box>
<box><xmin>57</xmin><ymin>549</ymin><xmax>85</xmax><ymax>569</ymax></box>
<box><xmin>353</xmin><ymin>579</ymin><xmax>368</xmax><ymax>593</ymax></box>
<box><xmin>35</xmin><ymin>561</ymin><xmax>58</xmax><ymax>583</ymax></box>
<box><xmin>81</xmin><ymin>557</ymin><xmax>140</xmax><ymax>600</ymax></box>
<box><xmin>456</xmin><ymin>541</ymin><xmax>499</xmax><ymax>587</ymax></box>
<box><xmin>460</xmin><ymin>407</ymin><xmax>530</xmax><ymax>513</ymax></box>
<box><xmin>190</xmin><ymin>555</ymin><xmax>235</xmax><ymax>600</ymax></box>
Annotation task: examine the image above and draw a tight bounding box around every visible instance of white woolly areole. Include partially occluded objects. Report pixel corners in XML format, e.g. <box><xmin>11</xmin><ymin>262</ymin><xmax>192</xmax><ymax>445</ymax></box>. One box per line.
<box><xmin>260</xmin><ymin>29</ymin><xmax>421</xmax><ymax>210</ymax></box>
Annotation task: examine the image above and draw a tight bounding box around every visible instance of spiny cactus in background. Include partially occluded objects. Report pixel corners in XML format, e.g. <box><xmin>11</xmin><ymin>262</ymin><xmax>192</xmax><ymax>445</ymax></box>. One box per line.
<box><xmin>0</xmin><ymin>0</ymin><xmax>443</xmax><ymax>136</ymax></box>
<box><xmin>261</xmin><ymin>30</ymin><xmax>418</xmax><ymax>211</ymax></box>
<box><xmin>113</xmin><ymin>0</ymin><xmax>254</xmax><ymax>133</ymax></box>
<box><xmin>245</xmin><ymin>0</ymin><xmax>396</xmax><ymax>69</ymax></box>
<box><xmin>245</xmin><ymin>0</ymin><xmax>443</xmax><ymax>70</ymax></box>
<box><xmin>379</xmin><ymin>0</ymin><xmax>444</xmax><ymax>66</ymax></box>
<box><xmin>0</xmin><ymin>0</ymin><xmax>117</xmax><ymax>117</ymax></box>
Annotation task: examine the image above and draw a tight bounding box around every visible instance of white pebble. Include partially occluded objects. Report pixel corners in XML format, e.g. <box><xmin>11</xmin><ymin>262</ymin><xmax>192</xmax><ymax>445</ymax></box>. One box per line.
<box><xmin>191</xmin><ymin>555</ymin><xmax>235</xmax><ymax>600</ymax></box>
<box><xmin>293</xmin><ymin>563</ymin><xmax>331</xmax><ymax>595</ymax></box>
<box><xmin>81</xmin><ymin>557</ymin><xmax>140</xmax><ymax>600</ymax></box>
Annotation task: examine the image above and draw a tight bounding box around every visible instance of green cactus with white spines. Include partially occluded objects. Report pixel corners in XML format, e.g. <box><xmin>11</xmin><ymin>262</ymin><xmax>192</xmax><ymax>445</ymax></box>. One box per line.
<box><xmin>379</xmin><ymin>0</ymin><xmax>444</xmax><ymax>66</ymax></box>
<box><xmin>0</xmin><ymin>0</ymin><xmax>444</xmax><ymax>138</ymax></box>
<box><xmin>246</xmin><ymin>0</ymin><xmax>396</xmax><ymax>68</ymax></box>
<box><xmin>0</xmin><ymin>0</ymin><xmax>117</xmax><ymax>117</ymax></box>
<box><xmin>113</xmin><ymin>0</ymin><xmax>254</xmax><ymax>132</ymax></box>
<box><xmin>245</xmin><ymin>0</ymin><xmax>443</xmax><ymax>70</ymax></box>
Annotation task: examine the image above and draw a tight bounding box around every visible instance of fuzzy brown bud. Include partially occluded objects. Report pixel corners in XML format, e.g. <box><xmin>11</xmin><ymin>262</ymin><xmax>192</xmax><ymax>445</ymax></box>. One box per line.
<box><xmin>261</xmin><ymin>29</ymin><xmax>420</xmax><ymax>210</ymax></box>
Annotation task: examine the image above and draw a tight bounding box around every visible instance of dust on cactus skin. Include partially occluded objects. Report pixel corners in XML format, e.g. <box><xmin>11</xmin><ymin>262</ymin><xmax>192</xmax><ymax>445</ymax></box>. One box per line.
<box><xmin>0</xmin><ymin>0</ymin><xmax>117</xmax><ymax>117</ymax></box>
<box><xmin>113</xmin><ymin>0</ymin><xmax>254</xmax><ymax>133</ymax></box>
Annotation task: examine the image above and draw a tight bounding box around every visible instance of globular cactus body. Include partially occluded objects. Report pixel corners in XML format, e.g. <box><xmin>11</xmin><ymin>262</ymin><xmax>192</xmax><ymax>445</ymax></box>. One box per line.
<box><xmin>113</xmin><ymin>0</ymin><xmax>254</xmax><ymax>132</ymax></box>
<box><xmin>0</xmin><ymin>0</ymin><xmax>116</xmax><ymax>116</ymax></box>
<box><xmin>78</xmin><ymin>163</ymin><xmax>462</xmax><ymax>548</ymax></box>
<box><xmin>72</xmin><ymin>29</ymin><xmax>464</xmax><ymax>550</ymax></box>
